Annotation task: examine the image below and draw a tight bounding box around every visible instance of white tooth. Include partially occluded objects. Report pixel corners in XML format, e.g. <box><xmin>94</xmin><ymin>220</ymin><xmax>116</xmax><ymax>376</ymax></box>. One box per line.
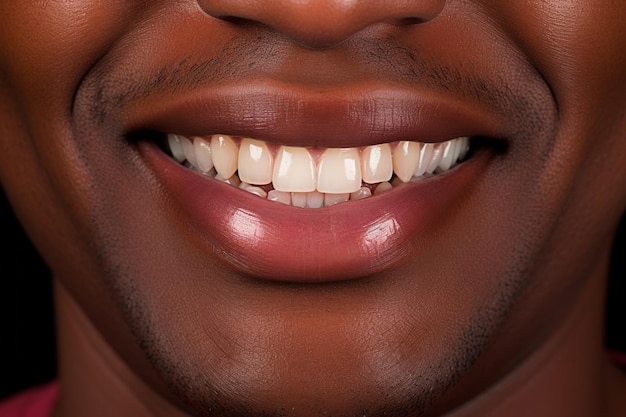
<box><xmin>324</xmin><ymin>193</ymin><xmax>349</xmax><ymax>207</ymax></box>
<box><xmin>437</xmin><ymin>140</ymin><xmax>457</xmax><ymax>172</ymax></box>
<box><xmin>239</xmin><ymin>182</ymin><xmax>268</xmax><ymax>198</ymax></box>
<box><xmin>167</xmin><ymin>134</ymin><xmax>186</xmax><ymax>162</ymax></box>
<box><xmin>211</xmin><ymin>134</ymin><xmax>238</xmax><ymax>179</ymax></box>
<box><xmin>272</xmin><ymin>146</ymin><xmax>317</xmax><ymax>192</ymax></box>
<box><xmin>452</xmin><ymin>138</ymin><xmax>462</xmax><ymax>163</ymax></box>
<box><xmin>215</xmin><ymin>173</ymin><xmax>241</xmax><ymax>187</ymax></box>
<box><xmin>393</xmin><ymin>141</ymin><xmax>421</xmax><ymax>183</ymax></box>
<box><xmin>249</xmin><ymin>187</ymin><xmax>268</xmax><ymax>198</ymax></box>
<box><xmin>291</xmin><ymin>192</ymin><xmax>307</xmax><ymax>208</ymax></box>
<box><xmin>180</xmin><ymin>135</ymin><xmax>198</xmax><ymax>168</ymax></box>
<box><xmin>306</xmin><ymin>191</ymin><xmax>324</xmax><ymax>209</ymax></box>
<box><xmin>238</xmin><ymin>138</ymin><xmax>273</xmax><ymax>185</ymax></box>
<box><xmin>374</xmin><ymin>181</ymin><xmax>393</xmax><ymax>195</ymax></box>
<box><xmin>361</xmin><ymin>144</ymin><xmax>393</xmax><ymax>184</ymax></box>
<box><xmin>413</xmin><ymin>143</ymin><xmax>434</xmax><ymax>177</ymax></box>
<box><xmin>193</xmin><ymin>136</ymin><xmax>214</xmax><ymax>173</ymax></box>
<box><xmin>350</xmin><ymin>187</ymin><xmax>372</xmax><ymax>201</ymax></box>
<box><xmin>457</xmin><ymin>137</ymin><xmax>470</xmax><ymax>161</ymax></box>
<box><xmin>426</xmin><ymin>143</ymin><xmax>444</xmax><ymax>174</ymax></box>
<box><xmin>317</xmin><ymin>148</ymin><xmax>362</xmax><ymax>193</ymax></box>
<box><xmin>268</xmin><ymin>190</ymin><xmax>291</xmax><ymax>205</ymax></box>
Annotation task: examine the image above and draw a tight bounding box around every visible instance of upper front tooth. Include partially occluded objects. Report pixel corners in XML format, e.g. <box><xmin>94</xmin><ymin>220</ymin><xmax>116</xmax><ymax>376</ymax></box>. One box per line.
<box><xmin>211</xmin><ymin>134</ymin><xmax>238</xmax><ymax>179</ymax></box>
<box><xmin>452</xmin><ymin>137</ymin><xmax>462</xmax><ymax>163</ymax></box>
<box><xmin>317</xmin><ymin>148</ymin><xmax>362</xmax><ymax>194</ymax></box>
<box><xmin>193</xmin><ymin>136</ymin><xmax>214</xmax><ymax>172</ymax></box>
<box><xmin>180</xmin><ymin>135</ymin><xmax>198</xmax><ymax>167</ymax></box>
<box><xmin>238</xmin><ymin>138</ymin><xmax>273</xmax><ymax>185</ymax></box>
<box><xmin>413</xmin><ymin>142</ymin><xmax>433</xmax><ymax>177</ymax></box>
<box><xmin>426</xmin><ymin>143</ymin><xmax>444</xmax><ymax>174</ymax></box>
<box><xmin>167</xmin><ymin>134</ymin><xmax>186</xmax><ymax>163</ymax></box>
<box><xmin>457</xmin><ymin>137</ymin><xmax>470</xmax><ymax>161</ymax></box>
<box><xmin>393</xmin><ymin>141</ymin><xmax>421</xmax><ymax>183</ymax></box>
<box><xmin>437</xmin><ymin>139</ymin><xmax>457</xmax><ymax>172</ymax></box>
<box><xmin>273</xmin><ymin>146</ymin><xmax>317</xmax><ymax>192</ymax></box>
<box><xmin>361</xmin><ymin>144</ymin><xmax>393</xmax><ymax>184</ymax></box>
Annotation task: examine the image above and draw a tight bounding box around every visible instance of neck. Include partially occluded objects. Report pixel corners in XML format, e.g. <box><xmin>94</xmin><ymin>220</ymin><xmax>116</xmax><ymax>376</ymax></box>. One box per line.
<box><xmin>52</xmin><ymin>282</ymin><xmax>190</xmax><ymax>417</ymax></box>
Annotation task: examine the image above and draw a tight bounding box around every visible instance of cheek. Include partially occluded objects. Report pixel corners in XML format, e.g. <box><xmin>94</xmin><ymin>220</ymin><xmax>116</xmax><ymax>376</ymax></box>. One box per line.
<box><xmin>499</xmin><ymin>2</ymin><xmax>626</xmax><ymax>111</ymax></box>
<box><xmin>0</xmin><ymin>2</ymin><xmax>137</xmax><ymax>112</ymax></box>
<box><xmin>0</xmin><ymin>1</ymin><xmax>138</xmax><ymax>264</ymax></box>
<box><xmin>494</xmin><ymin>2</ymin><xmax>626</xmax><ymax>202</ymax></box>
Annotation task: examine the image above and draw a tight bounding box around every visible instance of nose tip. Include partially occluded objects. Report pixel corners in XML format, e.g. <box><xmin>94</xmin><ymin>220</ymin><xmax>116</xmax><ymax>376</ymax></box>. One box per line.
<box><xmin>198</xmin><ymin>0</ymin><xmax>446</xmax><ymax>49</ymax></box>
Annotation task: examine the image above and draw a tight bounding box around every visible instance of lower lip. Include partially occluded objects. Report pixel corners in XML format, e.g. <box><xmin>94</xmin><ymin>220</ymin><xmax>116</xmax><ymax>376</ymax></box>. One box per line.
<box><xmin>141</xmin><ymin>142</ymin><xmax>490</xmax><ymax>282</ymax></box>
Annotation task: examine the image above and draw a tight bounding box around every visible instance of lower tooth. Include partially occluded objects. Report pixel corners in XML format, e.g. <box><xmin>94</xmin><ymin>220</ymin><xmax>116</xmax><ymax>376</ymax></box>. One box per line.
<box><xmin>306</xmin><ymin>191</ymin><xmax>325</xmax><ymax>209</ymax></box>
<box><xmin>324</xmin><ymin>193</ymin><xmax>349</xmax><ymax>207</ymax></box>
<box><xmin>350</xmin><ymin>187</ymin><xmax>372</xmax><ymax>201</ymax></box>
<box><xmin>291</xmin><ymin>192</ymin><xmax>307</xmax><ymax>208</ymax></box>
<box><xmin>240</xmin><ymin>182</ymin><xmax>268</xmax><ymax>198</ymax></box>
<box><xmin>215</xmin><ymin>173</ymin><xmax>241</xmax><ymax>187</ymax></box>
<box><xmin>391</xmin><ymin>176</ymin><xmax>405</xmax><ymax>187</ymax></box>
<box><xmin>374</xmin><ymin>182</ymin><xmax>393</xmax><ymax>195</ymax></box>
<box><xmin>268</xmin><ymin>190</ymin><xmax>291</xmax><ymax>205</ymax></box>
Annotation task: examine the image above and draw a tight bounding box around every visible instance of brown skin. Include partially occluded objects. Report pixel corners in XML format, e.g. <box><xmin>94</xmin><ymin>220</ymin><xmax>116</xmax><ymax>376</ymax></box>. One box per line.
<box><xmin>1</xmin><ymin>1</ymin><xmax>626</xmax><ymax>416</ymax></box>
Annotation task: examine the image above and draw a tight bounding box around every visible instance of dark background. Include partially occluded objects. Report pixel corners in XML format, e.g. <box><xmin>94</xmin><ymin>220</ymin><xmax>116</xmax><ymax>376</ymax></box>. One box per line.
<box><xmin>1</xmin><ymin>187</ymin><xmax>625</xmax><ymax>400</ymax></box>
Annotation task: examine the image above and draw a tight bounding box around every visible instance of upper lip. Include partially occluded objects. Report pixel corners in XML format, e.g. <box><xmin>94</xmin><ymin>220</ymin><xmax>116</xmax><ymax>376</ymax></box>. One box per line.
<box><xmin>122</xmin><ymin>80</ymin><xmax>506</xmax><ymax>148</ymax></box>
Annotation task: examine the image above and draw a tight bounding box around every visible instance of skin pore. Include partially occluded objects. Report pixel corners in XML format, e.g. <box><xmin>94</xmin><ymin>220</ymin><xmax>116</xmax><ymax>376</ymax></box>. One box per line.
<box><xmin>1</xmin><ymin>1</ymin><xmax>625</xmax><ymax>416</ymax></box>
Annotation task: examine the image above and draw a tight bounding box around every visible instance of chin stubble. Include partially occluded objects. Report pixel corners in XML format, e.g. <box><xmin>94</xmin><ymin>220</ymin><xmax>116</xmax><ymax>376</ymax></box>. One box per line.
<box><xmin>101</xmin><ymin>262</ymin><xmax>526</xmax><ymax>417</ymax></box>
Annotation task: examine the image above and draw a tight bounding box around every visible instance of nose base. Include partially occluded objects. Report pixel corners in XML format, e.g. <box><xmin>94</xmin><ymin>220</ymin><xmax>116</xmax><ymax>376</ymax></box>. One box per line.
<box><xmin>197</xmin><ymin>0</ymin><xmax>446</xmax><ymax>49</ymax></box>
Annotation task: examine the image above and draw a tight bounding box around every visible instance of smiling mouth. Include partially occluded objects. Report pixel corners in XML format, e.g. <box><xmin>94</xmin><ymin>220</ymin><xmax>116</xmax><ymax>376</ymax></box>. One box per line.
<box><xmin>123</xmin><ymin>81</ymin><xmax>505</xmax><ymax>280</ymax></box>
<box><xmin>164</xmin><ymin>133</ymin><xmax>472</xmax><ymax>208</ymax></box>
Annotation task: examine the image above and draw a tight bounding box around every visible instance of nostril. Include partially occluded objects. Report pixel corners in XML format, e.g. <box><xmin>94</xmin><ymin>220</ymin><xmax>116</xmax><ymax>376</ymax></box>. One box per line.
<box><xmin>213</xmin><ymin>15</ymin><xmax>251</xmax><ymax>26</ymax></box>
<box><xmin>398</xmin><ymin>16</ymin><xmax>432</xmax><ymax>26</ymax></box>
<box><xmin>197</xmin><ymin>0</ymin><xmax>446</xmax><ymax>49</ymax></box>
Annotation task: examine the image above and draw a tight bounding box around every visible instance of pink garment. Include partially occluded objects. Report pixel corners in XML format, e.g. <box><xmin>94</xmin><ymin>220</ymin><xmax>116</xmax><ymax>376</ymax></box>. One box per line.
<box><xmin>0</xmin><ymin>382</ymin><xmax>58</xmax><ymax>417</ymax></box>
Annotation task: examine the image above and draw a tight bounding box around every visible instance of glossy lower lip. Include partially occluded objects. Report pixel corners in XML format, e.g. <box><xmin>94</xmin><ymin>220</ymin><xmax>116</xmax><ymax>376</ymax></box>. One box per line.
<box><xmin>141</xmin><ymin>141</ymin><xmax>492</xmax><ymax>282</ymax></box>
